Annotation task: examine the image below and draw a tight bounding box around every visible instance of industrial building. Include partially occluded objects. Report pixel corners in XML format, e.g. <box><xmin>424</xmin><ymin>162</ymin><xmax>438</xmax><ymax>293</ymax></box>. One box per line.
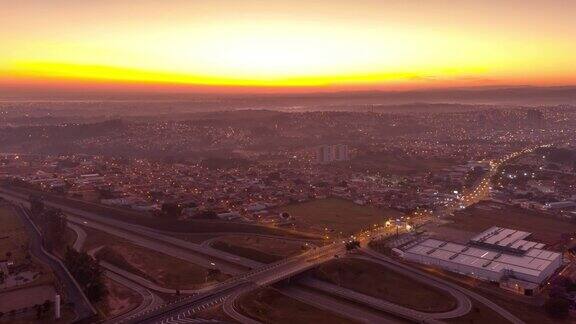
<box><xmin>401</xmin><ymin>227</ymin><xmax>562</xmax><ymax>295</ymax></box>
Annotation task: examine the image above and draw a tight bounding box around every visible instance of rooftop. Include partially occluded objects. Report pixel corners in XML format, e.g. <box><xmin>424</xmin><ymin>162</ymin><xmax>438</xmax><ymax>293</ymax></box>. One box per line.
<box><xmin>405</xmin><ymin>238</ymin><xmax>560</xmax><ymax>280</ymax></box>
<box><xmin>470</xmin><ymin>226</ymin><xmax>546</xmax><ymax>253</ymax></box>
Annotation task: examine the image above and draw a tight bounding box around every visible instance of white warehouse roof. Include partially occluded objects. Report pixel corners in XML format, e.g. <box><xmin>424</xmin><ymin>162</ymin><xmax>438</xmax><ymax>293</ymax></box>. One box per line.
<box><xmin>405</xmin><ymin>237</ymin><xmax>561</xmax><ymax>283</ymax></box>
<box><xmin>470</xmin><ymin>226</ymin><xmax>545</xmax><ymax>252</ymax></box>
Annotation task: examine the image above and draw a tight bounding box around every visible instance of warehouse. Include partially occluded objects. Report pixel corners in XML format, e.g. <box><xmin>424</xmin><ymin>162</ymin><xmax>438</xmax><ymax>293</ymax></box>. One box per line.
<box><xmin>402</xmin><ymin>227</ymin><xmax>562</xmax><ymax>291</ymax></box>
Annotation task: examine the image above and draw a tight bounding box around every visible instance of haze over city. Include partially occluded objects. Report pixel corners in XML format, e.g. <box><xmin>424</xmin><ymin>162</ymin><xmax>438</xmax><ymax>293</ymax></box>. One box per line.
<box><xmin>1</xmin><ymin>1</ymin><xmax>576</xmax><ymax>324</ymax></box>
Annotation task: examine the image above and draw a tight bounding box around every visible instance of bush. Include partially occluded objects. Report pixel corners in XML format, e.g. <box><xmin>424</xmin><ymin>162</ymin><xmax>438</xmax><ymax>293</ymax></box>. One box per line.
<box><xmin>544</xmin><ymin>297</ymin><xmax>569</xmax><ymax>319</ymax></box>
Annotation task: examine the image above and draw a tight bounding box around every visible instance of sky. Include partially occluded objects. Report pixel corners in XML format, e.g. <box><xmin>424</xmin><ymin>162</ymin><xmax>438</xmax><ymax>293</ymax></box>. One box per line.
<box><xmin>1</xmin><ymin>0</ymin><xmax>576</xmax><ymax>93</ymax></box>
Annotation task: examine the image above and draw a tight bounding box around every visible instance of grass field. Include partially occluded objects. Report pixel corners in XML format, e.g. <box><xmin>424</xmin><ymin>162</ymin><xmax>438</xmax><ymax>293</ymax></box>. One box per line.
<box><xmin>315</xmin><ymin>258</ymin><xmax>457</xmax><ymax>312</ymax></box>
<box><xmin>237</xmin><ymin>287</ymin><xmax>355</xmax><ymax>324</ymax></box>
<box><xmin>0</xmin><ymin>203</ymin><xmax>29</xmax><ymax>263</ymax></box>
<box><xmin>278</xmin><ymin>198</ymin><xmax>402</xmax><ymax>235</ymax></box>
<box><xmin>96</xmin><ymin>242</ymin><xmax>230</xmax><ymax>289</ymax></box>
<box><xmin>211</xmin><ymin>235</ymin><xmax>309</xmax><ymax>263</ymax></box>
<box><xmin>445</xmin><ymin>201</ymin><xmax>576</xmax><ymax>243</ymax></box>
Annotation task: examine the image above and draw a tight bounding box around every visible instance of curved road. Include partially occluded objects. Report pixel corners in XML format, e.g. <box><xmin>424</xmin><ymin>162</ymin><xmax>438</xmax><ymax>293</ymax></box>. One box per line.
<box><xmin>363</xmin><ymin>248</ymin><xmax>525</xmax><ymax>324</ymax></box>
<box><xmin>67</xmin><ymin>221</ymin><xmax>166</xmax><ymax>323</ymax></box>
<box><xmin>222</xmin><ymin>288</ymin><xmax>262</xmax><ymax>324</ymax></box>
<box><xmin>15</xmin><ymin>205</ymin><xmax>97</xmax><ymax>321</ymax></box>
<box><xmin>103</xmin><ymin>271</ymin><xmax>164</xmax><ymax>324</ymax></box>
<box><xmin>300</xmin><ymin>276</ymin><xmax>470</xmax><ymax>322</ymax></box>
<box><xmin>67</xmin><ymin>222</ymin><xmax>87</xmax><ymax>252</ymax></box>
<box><xmin>0</xmin><ymin>189</ymin><xmax>261</xmax><ymax>272</ymax></box>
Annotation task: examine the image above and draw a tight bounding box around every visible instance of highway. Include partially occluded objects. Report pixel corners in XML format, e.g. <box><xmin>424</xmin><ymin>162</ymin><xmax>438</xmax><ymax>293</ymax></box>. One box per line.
<box><xmin>14</xmin><ymin>205</ymin><xmax>97</xmax><ymax>322</ymax></box>
<box><xmin>127</xmin><ymin>243</ymin><xmax>346</xmax><ymax>323</ymax></box>
<box><xmin>299</xmin><ymin>277</ymin><xmax>469</xmax><ymax>323</ymax></box>
<box><xmin>0</xmin><ymin>189</ymin><xmax>255</xmax><ymax>274</ymax></box>
<box><xmin>442</xmin><ymin>145</ymin><xmax>548</xmax><ymax>216</ymax></box>
<box><xmin>362</xmin><ymin>248</ymin><xmax>525</xmax><ymax>324</ymax></box>
<box><xmin>280</xmin><ymin>287</ymin><xmax>404</xmax><ymax>324</ymax></box>
<box><xmin>67</xmin><ymin>222</ymin><xmax>87</xmax><ymax>252</ymax></box>
<box><xmin>1</xmin><ymin>147</ymin><xmax>541</xmax><ymax>323</ymax></box>
<box><xmin>67</xmin><ymin>216</ymin><xmax>168</xmax><ymax>323</ymax></box>
<box><xmin>103</xmin><ymin>271</ymin><xmax>165</xmax><ymax>324</ymax></box>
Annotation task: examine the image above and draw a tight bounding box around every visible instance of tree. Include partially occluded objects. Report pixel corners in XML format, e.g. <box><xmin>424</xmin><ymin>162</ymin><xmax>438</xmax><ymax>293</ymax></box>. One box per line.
<box><xmin>161</xmin><ymin>202</ymin><xmax>183</xmax><ymax>219</ymax></box>
<box><xmin>195</xmin><ymin>210</ymin><xmax>217</xmax><ymax>220</ymax></box>
<box><xmin>544</xmin><ymin>297</ymin><xmax>569</xmax><ymax>319</ymax></box>
<box><xmin>41</xmin><ymin>208</ymin><xmax>67</xmax><ymax>252</ymax></box>
<box><xmin>34</xmin><ymin>304</ymin><xmax>42</xmax><ymax>319</ymax></box>
<box><xmin>64</xmin><ymin>247</ymin><xmax>108</xmax><ymax>302</ymax></box>
<box><xmin>30</xmin><ymin>195</ymin><xmax>45</xmax><ymax>216</ymax></box>
<box><xmin>42</xmin><ymin>300</ymin><xmax>51</xmax><ymax>314</ymax></box>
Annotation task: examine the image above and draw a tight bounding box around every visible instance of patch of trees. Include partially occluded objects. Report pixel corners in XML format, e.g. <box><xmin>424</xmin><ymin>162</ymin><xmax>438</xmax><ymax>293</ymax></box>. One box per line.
<box><xmin>40</xmin><ymin>208</ymin><xmax>67</xmax><ymax>252</ymax></box>
<box><xmin>161</xmin><ymin>202</ymin><xmax>183</xmax><ymax>219</ymax></box>
<box><xmin>34</xmin><ymin>300</ymin><xmax>52</xmax><ymax>320</ymax></box>
<box><xmin>545</xmin><ymin>276</ymin><xmax>575</xmax><ymax>319</ymax></box>
<box><xmin>30</xmin><ymin>196</ymin><xmax>67</xmax><ymax>252</ymax></box>
<box><xmin>194</xmin><ymin>210</ymin><xmax>218</xmax><ymax>220</ymax></box>
<box><xmin>64</xmin><ymin>247</ymin><xmax>108</xmax><ymax>302</ymax></box>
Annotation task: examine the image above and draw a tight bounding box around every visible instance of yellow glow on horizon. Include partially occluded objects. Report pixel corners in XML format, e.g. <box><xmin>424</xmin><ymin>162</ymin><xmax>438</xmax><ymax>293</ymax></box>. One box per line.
<box><xmin>1</xmin><ymin>0</ymin><xmax>576</xmax><ymax>91</ymax></box>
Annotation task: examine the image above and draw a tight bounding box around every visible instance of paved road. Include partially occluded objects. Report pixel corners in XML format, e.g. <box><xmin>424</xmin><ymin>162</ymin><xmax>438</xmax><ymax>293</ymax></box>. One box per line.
<box><xmin>67</xmin><ymin>222</ymin><xmax>87</xmax><ymax>252</ymax></box>
<box><xmin>14</xmin><ymin>205</ymin><xmax>97</xmax><ymax>321</ymax></box>
<box><xmin>99</xmin><ymin>259</ymin><xmax>210</xmax><ymax>295</ymax></box>
<box><xmin>362</xmin><ymin>248</ymin><xmax>525</xmax><ymax>324</ymax></box>
<box><xmin>67</xmin><ymin>215</ymin><xmax>167</xmax><ymax>323</ymax></box>
<box><xmin>300</xmin><ymin>277</ymin><xmax>469</xmax><ymax>322</ymax></box>
<box><xmin>281</xmin><ymin>286</ymin><xmax>404</xmax><ymax>324</ymax></box>
<box><xmin>0</xmin><ymin>189</ymin><xmax>261</xmax><ymax>271</ymax></box>
<box><xmin>103</xmin><ymin>271</ymin><xmax>165</xmax><ymax>324</ymax></box>
<box><xmin>127</xmin><ymin>243</ymin><xmax>346</xmax><ymax>323</ymax></box>
<box><xmin>198</xmin><ymin>232</ymin><xmax>320</xmax><ymax>248</ymax></box>
<box><xmin>222</xmin><ymin>282</ymin><xmax>406</xmax><ymax>324</ymax></box>
<box><xmin>222</xmin><ymin>287</ymin><xmax>261</xmax><ymax>324</ymax></box>
<box><xmin>67</xmin><ymin>214</ymin><xmax>248</xmax><ymax>275</ymax></box>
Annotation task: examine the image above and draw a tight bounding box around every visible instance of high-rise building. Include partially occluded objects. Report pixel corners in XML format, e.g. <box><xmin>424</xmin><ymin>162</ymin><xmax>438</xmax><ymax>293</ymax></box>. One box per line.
<box><xmin>316</xmin><ymin>144</ymin><xmax>349</xmax><ymax>164</ymax></box>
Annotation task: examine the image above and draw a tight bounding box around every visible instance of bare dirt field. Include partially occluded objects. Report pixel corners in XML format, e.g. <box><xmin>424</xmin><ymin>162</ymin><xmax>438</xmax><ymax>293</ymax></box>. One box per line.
<box><xmin>444</xmin><ymin>201</ymin><xmax>576</xmax><ymax>243</ymax></box>
<box><xmin>237</xmin><ymin>287</ymin><xmax>355</xmax><ymax>324</ymax></box>
<box><xmin>83</xmin><ymin>227</ymin><xmax>129</xmax><ymax>251</ymax></box>
<box><xmin>314</xmin><ymin>258</ymin><xmax>457</xmax><ymax>312</ymax></box>
<box><xmin>96</xmin><ymin>242</ymin><xmax>230</xmax><ymax>289</ymax></box>
<box><xmin>211</xmin><ymin>235</ymin><xmax>309</xmax><ymax>263</ymax></box>
<box><xmin>96</xmin><ymin>277</ymin><xmax>142</xmax><ymax>318</ymax></box>
<box><xmin>82</xmin><ymin>227</ymin><xmax>130</xmax><ymax>252</ymax></box>
<box><xmin>277</xmin><ymin>198</ymin><xmax>402</xmax><ymax>236</ymax></box>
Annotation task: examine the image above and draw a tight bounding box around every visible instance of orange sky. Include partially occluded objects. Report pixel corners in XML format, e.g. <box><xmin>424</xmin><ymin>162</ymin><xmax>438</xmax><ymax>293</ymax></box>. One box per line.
<box><xmin>1</xmin><ymin>0</ymin><xmax>576</xmax><ymax>93</ymax></box>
